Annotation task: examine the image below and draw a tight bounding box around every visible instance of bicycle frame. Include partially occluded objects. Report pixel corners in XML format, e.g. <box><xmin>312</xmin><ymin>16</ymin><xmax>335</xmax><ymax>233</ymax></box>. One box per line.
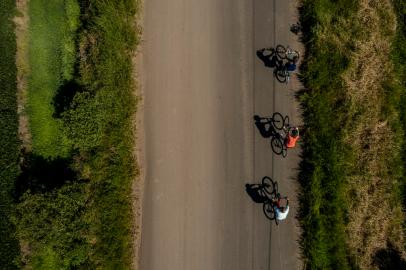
<box><xmin>261</xmin><ymin>176</ymin><xmax>282</xmax><ymax>225</ymax></box>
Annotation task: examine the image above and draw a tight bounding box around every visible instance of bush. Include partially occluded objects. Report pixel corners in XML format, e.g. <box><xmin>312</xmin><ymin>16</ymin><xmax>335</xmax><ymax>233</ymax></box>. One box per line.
<box><xmin>14</xmin><ymin>182</ymin><xmax>91</xmax><ymax>269</ymax></box>
<box><xmin>64</xmin><ymin>0</ymin><xmax>139</xmax><ymax>266</ymax></box>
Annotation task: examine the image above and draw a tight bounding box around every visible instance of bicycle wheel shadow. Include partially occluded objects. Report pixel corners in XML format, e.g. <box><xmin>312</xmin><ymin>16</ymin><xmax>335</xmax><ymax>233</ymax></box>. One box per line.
<box><xmin>256</xmin><ymin>48</ymin><xmax>282</xmax><ymax>69</ymax></box>
<box><xmin>245</xmin><ymin>183</ymin><xmax>268</xmax><ymax>204</ymax></box>
<box><xmin>254</xmin><ymin>114</ymin><xmax>289</xmax><ymax>157</ymax></box>
<box><xmin>253</xmin><ymin>115</ymin><xmax>275</xmax><ymax>138</ymax></box>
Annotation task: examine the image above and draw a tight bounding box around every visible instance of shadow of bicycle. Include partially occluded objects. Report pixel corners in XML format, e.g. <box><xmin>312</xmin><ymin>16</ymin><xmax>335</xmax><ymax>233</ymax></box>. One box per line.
<box><xmin>256</xmin><ymin>48</ymin><xmax>282</xmax><ymax>69</ymax></box>
<box><xmin>245</xmin><ymin>177</ymin><xmax>279</xmax><ymax>223</ymax></box>
<box><xmin>253</xmin><ymin>114</ymin><xmax>288</xmax><ymax>157</ymax></box>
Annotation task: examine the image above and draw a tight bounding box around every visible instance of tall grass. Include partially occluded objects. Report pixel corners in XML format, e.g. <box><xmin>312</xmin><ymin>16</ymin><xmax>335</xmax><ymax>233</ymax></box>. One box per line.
<box><xmin>391</xmin><ymin>0</ymin><xmax>406</xmax><ymax>209</ymax></box>
<box><xmin>27</xmin><ymin>0</ymin><xmax>79</xmax><ymax>157</ymax></box>
<box><xmin>298</xmin><ymin>1</ymin><xmax>359</xmax><ymax>268</ymax></box>
<box><xmin>0</xmin><ymin>0</ymin><xmax>21</xmax><ymax>268</ymax></box>
<box><xmin>299</xmin><ymin>0</ymin><xmax>405</xmax><ymax>268</ymax></box>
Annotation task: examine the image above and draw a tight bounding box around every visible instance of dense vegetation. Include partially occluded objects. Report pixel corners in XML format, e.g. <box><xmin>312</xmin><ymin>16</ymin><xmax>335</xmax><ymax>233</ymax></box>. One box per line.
<box><xmin>0</xmin><ymin>1</ymin><xmax>20</xmax><ymax>269</ymax></box>
<box><xmin>299</xmin><ymin>0</ymin><xmax>406</xmax><ymax>269</ymax></box>
<box><xmin>10</xmin><ymin>0</ymin><xmax>140</xmax><ymax>268</ymax></box>
<box><xmin>298</xmin><ymin>1</ymin><xmax>358</xmax><ymax>268</ymax></box>
<box><xmin>67</xmin><ymin>1</ymin><xmax>139</xmax><ymax>267</ymax></box>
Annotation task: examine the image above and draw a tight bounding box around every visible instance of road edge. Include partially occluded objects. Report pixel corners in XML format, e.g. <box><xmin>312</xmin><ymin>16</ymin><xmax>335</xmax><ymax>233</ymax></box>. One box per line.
<box><xmin>131</xmin><ymin>0</ymin><xmax>146</xmax><ymax>268</ymax></box>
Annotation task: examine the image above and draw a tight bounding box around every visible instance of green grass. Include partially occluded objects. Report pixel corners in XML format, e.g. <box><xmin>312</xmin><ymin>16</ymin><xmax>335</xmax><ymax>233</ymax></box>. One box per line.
<box><xmin>298</xmin><ymin>1</ymin><xmax>359</xmax><ymax>268</ymax></box>
<box><xmin>13</xmin><ymin>0</ymin><xmax>140</xmax><ymax>268</ymax></box>
<box><xmin>27</xmin><ymin>0</ymin><xmax>79</xmax><ymax>157</ymax></box>
<box><xmin>0</xmin><ymin>0</ymin><xmax>21</xmax><ymax>268</ymax></box>
<box><xmin>392</xmin><ymin>1</ymin><xmax>406</xmax><ymax>172</ymax></box>
<box><xmin>391</xmin><ymin>0</ymin><xmax>406</xmax><ymax>236</ymax></box>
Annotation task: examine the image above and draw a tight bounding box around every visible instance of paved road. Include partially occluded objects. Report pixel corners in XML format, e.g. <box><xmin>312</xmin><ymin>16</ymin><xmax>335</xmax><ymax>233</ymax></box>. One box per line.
<box><xmin>138</xmin><ymin>0</ymin><xmax>302</xmax><ymax>269</ymax></box>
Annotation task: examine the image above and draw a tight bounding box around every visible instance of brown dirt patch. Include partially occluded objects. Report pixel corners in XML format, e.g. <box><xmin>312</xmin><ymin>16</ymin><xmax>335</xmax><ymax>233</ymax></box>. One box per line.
<box><xmin>14</xmin><ymin>0</ymin><xmax>31</xmax><ymax>151</ymax></box>
<box><xmin>131</xmin><ymin>1</ymin><xmax>144</xmax><ymax>269</ymax></box>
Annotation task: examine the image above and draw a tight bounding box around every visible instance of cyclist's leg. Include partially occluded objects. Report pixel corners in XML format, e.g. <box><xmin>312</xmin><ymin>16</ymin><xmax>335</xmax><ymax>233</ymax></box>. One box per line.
<box><xmin>273</xmin><ymin>205</ymin><xmax>280</xmax><ymax>220</ymax></box>
<box><xmin>284</xmin><ymin>136</ymin><xmax>289</xmax><ymax>147</ymax></box>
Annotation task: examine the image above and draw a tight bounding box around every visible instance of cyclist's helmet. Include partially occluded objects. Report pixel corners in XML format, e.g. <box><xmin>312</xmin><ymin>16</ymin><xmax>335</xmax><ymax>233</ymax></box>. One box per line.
<box><xmin>290</xmin><ymin>127</ymin><xmax>299</xmax><ymax>137</ymax></box>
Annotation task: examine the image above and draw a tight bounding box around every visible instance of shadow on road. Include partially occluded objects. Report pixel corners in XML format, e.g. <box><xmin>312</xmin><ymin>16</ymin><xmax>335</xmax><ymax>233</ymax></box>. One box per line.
<box><xmin>245</xmin><ymin>183</ymin><xmax>268</xmax><ymax>203</ymax></box>
<box><xmin>253</xmin><ymin>115</ymin><xmax>276</xmax><ymax>138</ymax></box>
<box><xmin>256</xmin><ymin>48</ymin><xmax>282</xmax><ymax>68</ymax></box>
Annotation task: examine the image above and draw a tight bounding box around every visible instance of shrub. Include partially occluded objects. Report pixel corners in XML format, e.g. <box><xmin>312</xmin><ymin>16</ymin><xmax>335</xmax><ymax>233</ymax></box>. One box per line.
<box><xmin>14</xmin><ymin>182</ymin><xmax>91</xmax><ymax>269</ymax></box>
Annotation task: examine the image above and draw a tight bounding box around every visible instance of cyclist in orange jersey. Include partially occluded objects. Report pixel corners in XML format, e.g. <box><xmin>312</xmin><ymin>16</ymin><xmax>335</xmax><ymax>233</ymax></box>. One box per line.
<box><xmin>284</xmin><ymin>127</ymin><xmax>299</xmax><ymax>148</ymax></box>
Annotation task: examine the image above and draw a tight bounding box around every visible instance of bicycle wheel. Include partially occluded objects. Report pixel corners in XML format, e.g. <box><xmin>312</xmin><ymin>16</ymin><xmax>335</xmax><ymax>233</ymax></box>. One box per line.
<box><xmin>272</xmin><ymin>112</ymin><xmax>284</xmax><ymax>130</ymax></box>
<box><xmin>262</xmin><ymin>176</ymin><xmax>275</xmax><ymax>195</ymax></box>
<box><xmin>271</xmin><ymin>136</ymin><xmax>284</xmax><ymax>155</ymax></box>
<box><xmin>276</xmin><ymin>45</ymin><xmax>286</xmax><ymax>59</ymax></box>
<box><xmin>274</xmin><ymin>68</ymin><xmax>287</xmax><ymax>83</ymax></box>
<box><xmin>263</xmin><ymin>202</ymin><xmax>276</xmax><ymax>220</ymax></box>
<box><xmin>283</xmin><ymin>115</ymin><xmax>290</xmax><ymax>127</ymax></box>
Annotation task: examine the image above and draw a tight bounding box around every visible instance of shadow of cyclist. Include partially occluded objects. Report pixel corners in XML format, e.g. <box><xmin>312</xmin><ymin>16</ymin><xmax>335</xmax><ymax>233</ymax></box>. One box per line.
<box><xmin>245</xmin><ymin>184</ymin><xmax>268</xmax><ymax>203</ymax></box>
<box><xmin>253</xmin><ymin>115</ymin><xmax>276</xmax><ymax>138</ymax></box>
<box><xmin>256</xmin><ymin>48</ymin><xmax>282</xmax><ymax>68</ymax></box>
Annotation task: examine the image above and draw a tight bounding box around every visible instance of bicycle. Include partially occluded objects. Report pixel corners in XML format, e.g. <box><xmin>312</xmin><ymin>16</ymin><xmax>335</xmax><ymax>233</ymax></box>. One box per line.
<box><xmin>254</xmin><ymin>112</ymin><xmax>289</xmax><ymax>131</ymax></box>
<box><xmin>269</xmin><ymin>115</ymin><xmax>291</xmax><ymax>157</ymax></box>
<box><xmin>254</xmin><ymin>113</ymin><xmax>291</xmax><ymax>157</ymax></box>
<box><xmin>274</xmin><ymin>46</ymin><xmax>299</xmax><ymax>84</ymax></box>
<box><xmin>275</xmin><ymin>45</ymin><xmax>300</xmax><ymax>62</ymax></box>
<box><xmin>261</xmin><ymin>176</ymin><xmax>281</xmax><ymax>225</ymax></box>
<box><xmin>274</xmin><ymin>65</ymin><xmax>291</xmax><ymax>84</ymax></box>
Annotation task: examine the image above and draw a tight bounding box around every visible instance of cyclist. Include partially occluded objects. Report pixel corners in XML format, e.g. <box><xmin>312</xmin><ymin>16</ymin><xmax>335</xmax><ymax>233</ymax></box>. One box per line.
<box><xmin>273</xmin><ymin>196</ymin><xmax>289</xmax><ymax>220</ymax></box>
<box><xmin>285</xmin><ymin>61</ymin><xmax>297</xmax><ymax>72</ymax></box>
<box><xmin>284</xmin><ymin>127</ymin><xmax>300</xmax><ymax>148</ymax></box>
<box><xmin>284</xmin><ymin>55</ymin><xmax>299</xmax><ymax>72</ymax></box>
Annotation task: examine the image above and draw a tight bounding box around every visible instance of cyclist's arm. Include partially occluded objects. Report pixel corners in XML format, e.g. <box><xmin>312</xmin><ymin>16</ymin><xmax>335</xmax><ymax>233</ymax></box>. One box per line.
<box><xmin>280</xmin><ymin>196</ymin><xmax>289</xmax><ymax>207</ymax></box>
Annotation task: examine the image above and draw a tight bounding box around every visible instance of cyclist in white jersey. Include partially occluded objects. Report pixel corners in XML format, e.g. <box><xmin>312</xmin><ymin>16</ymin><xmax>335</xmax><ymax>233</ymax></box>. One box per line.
<box><xmin>273</xmin><ymin>196</ymin><xmax>289</xmax><ymax>220</ymax></box>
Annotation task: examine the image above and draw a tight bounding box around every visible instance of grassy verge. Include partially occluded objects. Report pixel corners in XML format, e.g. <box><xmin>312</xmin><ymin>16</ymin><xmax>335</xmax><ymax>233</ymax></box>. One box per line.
<box><xmin>0</xmin><ymin>0</ymin><xmax>20</xmax><ymax>268</ymax></box>
<box><xmin>69</xmin><ymin>0</ymin><xmax>140</xmax><ymax>266</ymax></box>
<box><xmin>12</xmin><ymin>0</ymin><xmax>140</xmax><ymax>268</ymax></box>
<box><xmin>392</xmin><ymin>0</ymin><xmax>406</xmax><ymax>209</ymax></box>
<box><xmin>299</xmin><ymin>0</ymin><xmax>406</xmax><ymax>268</ymax></box>
<box><xmin>27</xmin><ymin>0</ymin><xmax>79</xmax><ymax>157</ymax></box>
<box><xmin>298</xmin><ymin>1</ymin><xmax>360</xmax><ymax>267</ymax></box>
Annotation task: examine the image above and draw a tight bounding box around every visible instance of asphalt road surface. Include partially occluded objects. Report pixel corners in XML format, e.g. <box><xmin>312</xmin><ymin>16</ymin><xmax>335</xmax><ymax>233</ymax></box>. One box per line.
<box><xmin>138</xmin><ymin>0</ymin><xmax>303</xmax><ymax>269</ymax></box>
